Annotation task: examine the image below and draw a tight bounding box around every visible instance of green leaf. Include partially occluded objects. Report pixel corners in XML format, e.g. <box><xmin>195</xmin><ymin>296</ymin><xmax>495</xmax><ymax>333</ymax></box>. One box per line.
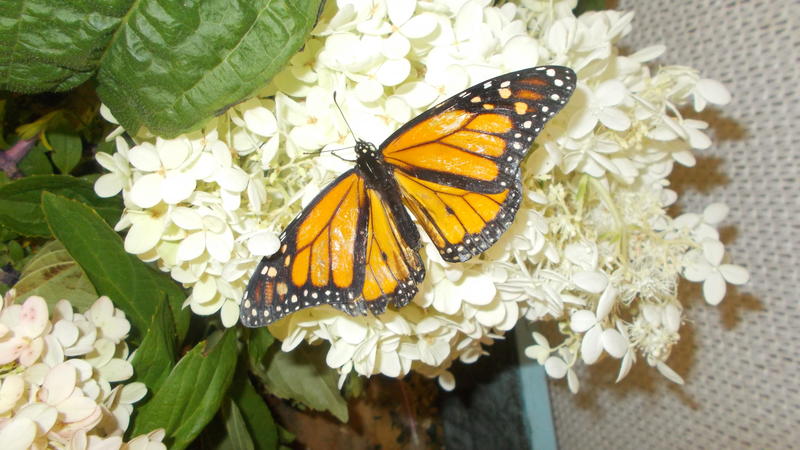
<box><xmin>220</xmin><ymin>399</ymin><xmax>256</xmax><ymax>450</ymax></box>
<box><xmin>574</xmin><ymin>0</ymin><xmax>606</xmax><ymax>15</ymax></box>
<box><xmin>246</xmin><ymin>327</ymin><xmax>275</xmax><ymax>372</ymax></box>
<box><xmin>1</xmin><ymin>0</ymin><xmax>323</xmax><ymax>137</ymax></box>
<box><xmin>14</xmin><ymin>240</ymin><xmax>98</xmax><ymax>310</ymax></box>
<box><xmin>132</xmin><ymin>330</ymin><xmax>238</xmax><ymax>450</ymax></box>
<box><xmin>18</xmin><ymin>143</ymin><xmax>53</xmax><ymax>176</ymax></box>
<box><xmin>131</xmin><ymin>298</ymin><xmax>177</xmax><ymax>393</ymax></box>
<box><xmin>0</xmin><ymin>0</ymin><xmax>130</xmax><ymax>92</ymax></box>
<box><xmin>40</xmin><ymin>192</ymin><xmax>189</xmax><ymax>341</ymax></box>
<box><xmin>98</xmin><ymin>0</ymin><xmax>323</xmax><ymax>137</ymax></box>
<box><xmin>231</xmin><ymin>363</ymin><xmax>278</xmax><ymax>450</ymax></box>
<box><xmin>0</xmin><ymin>175</ymin><xmax>121</xmax><ymax>237</ymax></box>
<box><xmin>47</xmin><ymin>131</ymin><xmax>83</xmax><ymax>174</ymax></box>
<box><xmin>257</xmin><ymin>344</ymin><xmax>348</xmax><ymax>422</ymax></box>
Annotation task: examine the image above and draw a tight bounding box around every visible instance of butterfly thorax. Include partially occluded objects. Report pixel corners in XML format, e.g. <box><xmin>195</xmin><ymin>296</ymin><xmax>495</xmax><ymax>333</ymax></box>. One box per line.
<box><xmin>354</xmin><ymin>139</ymin><xmax>421</xmax><ymax>250</ymax></box>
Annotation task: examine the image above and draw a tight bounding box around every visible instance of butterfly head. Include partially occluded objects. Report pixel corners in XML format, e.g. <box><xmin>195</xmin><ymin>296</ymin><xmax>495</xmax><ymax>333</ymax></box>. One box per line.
<box><xmin>355</xmin><ymin>139</ymin><xmax>377</xmax><ymax>156</ymax></box>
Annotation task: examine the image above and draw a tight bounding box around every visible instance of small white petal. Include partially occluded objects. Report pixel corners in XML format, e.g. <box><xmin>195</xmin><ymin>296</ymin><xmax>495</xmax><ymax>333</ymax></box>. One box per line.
<box><xmin>387</xmin><ymin>0</ymin><xmax>415</xmax><ymax>26</ymax></box>
<box><xmin>566</xmin><ymin>369</ymin><xmax>580</xmax><ymax>394</ymax></box>
<box><xmin>376</xmin><ymin>58</ymin><xmax>411</xmax><ymax>86</ymax></box>
<box><xmin>702</xmin><ymin>240</ymin><xmax>725</xmax><ymax>266</ymax></box>
<box><xmin>334</xmin><ymin>318</ymin><xmax>368</xmax><ymax>345</ymax></box>
<box><xmin>326</xmin><ymin>343</ymin><xmax>356</xmax><ymax>369</ymax></box>
<box><xmin>246</xmin><ymin>232</ymin><xmax>280</xmax><ymax>257</ymax></box>
<box><xmin>94</xmin><ymin>174</ymin><xmax>123</xmax><ymax>198</ymax></box>
<box><xmin>703</xmin><ymin>272</ymin><xmax>727</xmax><ymax>305</ymax></box>
<box><xmin>656</xmin><ymin>361</ymin><xmax>685</xmax><ymax>385</ymax></box>
<box><xmin>176</xmin><ymin>232</ymin><xmax>206</xmax><ymax>262</ymax></box>
<box><xmin>243</xmin><ymin>106</ymin><xmax>277</xmax><ymax>137</ymax></box>
<box><xmin>400</xmin><ymin>13</ymin><xmax>438</xmax><ymax>39</ymax></box>
<box><xmin>0</xmin><ymin>417</ymin><xmax>37</xmax><ymax>449</ymax></box>
<box><xmin>438</xmin><ymin>370</ymin><xmax>456</xmax><ymax>391</ymax></box>
<box><xmin>580</xmin><ymin>325</ymin><xmax>603</xmax><ymax>364</ymax></box>
<box><xmin>171</xmin><ymin>207</ymin><xmax>203</xmax><ymax>230</ymax></box>
<box><xmin>570</xmin><ymin>310</ymin><xmax>597</xmax><ymax>333</ymax></box>
<box><xmin>616</xmin><ymin>352</ymin><xmax>634</xmax><ymax>382</ymax></box>
<box><xmin>378</xmin><ymin>351</ymin><xmax>402</xmax><ymax>377</ymax></box>
<box><xmin>355</xmin><ymin>79</ymin><xmax>385</xmax><ymax>103</ymax></box>
<box><xmin>601</xmin><ymin>328</ymin><xmax>628</xmax><ymax>358</ymax></box>
<box><xmin>124</xmin><ymin>218</ymin><xmax>164</xmax><ymax>255</ymax></box>
<box><xmin>220</xmin><ymin>300</ymin><xmax>240</xmax><ymax>328</ymax></box>
<box><xmin>719</xmin><ymin>264</ymin><xmax>749</xmax><ymax>285</ymax></box>
<box><xmin>703</xmin><ymin>203</ymin><xmax>729</xmax><ymax>224</ymax></box>
<box><xmin>672</xmin><ymin>149</ymin><xmax>696</xmax><ymax>167</ymax></box>
<box><xmin>663</xmin><ymin>304</ymin><xmax>682</xmax><ymax>333</ymax></box>
<box><xmin>544</xmin><ymin>356</ymin><xmax>568</xmax><ymax>379</ymax></box>
<box><xmin>572</xmin><ymin>271</ymin><xmax>608</xmax><ymax>294</ymax></box>
<box><xmin>157</xmin><ymin>138</ymin><xmax>190</xmax><ymax>169</ymax></box>
<box><xmin>206</xmin><ymin>231</ymin><xmax>233</xmax><ymax>262</ymax></box>
<box><xmin>454</xmin><ymin>2</ymin><xmax>482</xmax><ymax>41</ymax></box>
<box><xmin>599</xmin><ymin>107</ymin><xmax>631</xmax><ymax>131</ymax></box>
<box><xmin>629</xmin><ymin>44</ymin><xmax>666</xmax><ymax>62</ymax></box>
<box><xmin>458</xmin><ymin>275</ymin><xmax>497</xmax><ymax>306</ymax></box>
<box><xmin>216</xmin><ymin>166</ymin><xmax>250</xmax><ymax>192</ymax></box>
<box><xmin>130</xmin><ymin>173</ymin><xmax>164</xmax><ymax>208</ymax></box>
<box><xmin>596</xmin><ymin>80</ymin><xmax>626</xmax><ymax>106</ymax></box>
<box><xmin>396</xmin><ymin>81</ymin><xmax>438</xmax><ymax>108</ymax></box>
<box><xmin>382</xmin><ymin>32</ymin><xmax>411</xmax><ymax>59</ymax></box>
<box><xmin>161</xmin><ymin>173</ymin><xmax>196</xmax><ymax>204</ymax></box>
<box><xmin>128</xmin><ymin>144</ymin><xmax>161</xmax><ymax>172</ymax></box>
<box><xmin>696</xmin><ymin>78</ymin><xmax>731</xmax><ymax>105</ymax></box>
<box><xmin>596</xmin><ymin>285</ymin><xmax>617</xmax><ymax>321</ymax></box>
<box><xmin>532</xmin><ymin>332</ymin><xmax>549</xmax><ymax>349</ymax></box>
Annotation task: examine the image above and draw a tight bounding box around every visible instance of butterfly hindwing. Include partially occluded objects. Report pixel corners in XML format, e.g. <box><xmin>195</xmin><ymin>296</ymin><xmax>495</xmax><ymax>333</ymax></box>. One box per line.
<box><xmin>241</xmin><ymin>169</ymin><xmax>425</xmax><ymax>327</ymax></box>
<box><xmin>361</xmin><ymin>188</ymin><xmax>425</xmax><ymax>314</ymax></box>
<box><xmin>380</xmin><ymin>66</ymin><xmax>576</xmax><ymax>262</ymax></box>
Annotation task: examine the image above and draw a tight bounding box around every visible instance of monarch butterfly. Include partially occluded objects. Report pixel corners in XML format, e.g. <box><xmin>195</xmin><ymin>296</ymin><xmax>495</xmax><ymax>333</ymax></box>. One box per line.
<box><xmin>241</xmin><ymin>66</ymin><xmax>576</xmax><ymax>327</ymax></box>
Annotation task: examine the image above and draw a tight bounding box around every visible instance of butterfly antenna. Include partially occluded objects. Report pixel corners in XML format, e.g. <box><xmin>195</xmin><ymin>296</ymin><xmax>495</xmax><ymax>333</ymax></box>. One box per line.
<box><xmin>333</xmin><ymin>92</ymin><xmax>359</xmax><ymax>142</ymax></box>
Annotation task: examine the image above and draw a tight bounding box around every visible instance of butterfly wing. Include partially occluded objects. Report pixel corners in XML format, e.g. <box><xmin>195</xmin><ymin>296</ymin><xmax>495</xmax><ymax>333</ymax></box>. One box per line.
<box><xmin>380</xmin><ymin>66</ymin><xmax>576</xmax><ymax>262</ymax></box>
<box><xmin>241</xmin><ymin>169</ymin><xmax>424</xmax><ymax>327</ymax></box>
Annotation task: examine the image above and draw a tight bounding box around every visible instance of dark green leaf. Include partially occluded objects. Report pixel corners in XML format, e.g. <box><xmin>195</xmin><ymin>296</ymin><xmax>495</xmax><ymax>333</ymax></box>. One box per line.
<box><xmin>132</xmin><ymin>330</ymin><xmax>238</xmax><ymax>450</ymax></box>
<box><xmin>7</xmin><ymin>240</ymin><xmax>24</xmax><ymax>263</ymax></box>
<box><xmin>98</xmin><ymin>0</ymin><xmax>323</xmax><ymax>137</ymax></box>
<box><xmin>14</xmin><ymin>240</ymin><xmax>98</xmax><ymax>310</ymax></box>
<box><xmin>221</xmin><ymin>399</ymin><xmax>256</xmax><ymax>450</ymax></box>
<box><xmin>0</xmin><ymin>0</ymin><xmax>131</xmax><ymax>92</ymax></box>
<box><xmin>131</xmin><ymin>298</ymin><xmax>177</xmax><ymax>392</ymax></box>
<box><xmin>18</xmin><ymin>143</ymin><xmax>52</xmax><ymax>176</ymax></box>
<box><xmin>231</xmin><ymin>363</ymin><xmax>278</xmax><ymax>450</ymax></box>
<box><xmin>1</xmin><ymin>0</ymin><xmax>323</xmax><ymax>137</ymax></box>
<box><xmin>574</xmin><ymin>0</ymin><xmax>606</xmax><ymax>15</ymax></box>
<box><xmin>257</xmin><ymin>344</ymin><xmax>348</xmax><ymax>422</ymax></box>
<box><xmin>246</xmin><ymin>327</ymin><xmax>275</xmax><ymax>372</ymax></box>
<box><xmin>48</xmin><ymin>131</ymin><xmax>83</xmax><ymax>174</ymax></box>
<box><xmin>40</xmin><ymin>193</ymin><xmax>189</xmax><ymax>341</ymax></box>
<box><xmin>0</xmin><ymin>175</ymin><xmax>121</xmax><ymax>237</ymax></box>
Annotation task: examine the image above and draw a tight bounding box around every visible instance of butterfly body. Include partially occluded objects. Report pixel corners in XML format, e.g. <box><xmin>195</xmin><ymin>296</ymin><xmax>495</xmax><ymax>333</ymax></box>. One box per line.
<box><xmin>242</xmin><ymin>66</ymin><xmax>576</xmax><ymax>327</ymax></box>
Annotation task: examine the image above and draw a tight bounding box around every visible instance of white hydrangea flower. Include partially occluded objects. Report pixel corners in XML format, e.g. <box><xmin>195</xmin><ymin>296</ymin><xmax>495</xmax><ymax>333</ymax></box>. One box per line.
<box><xmin>95</xmin><ymin>0</ymin><xmax>749</xmax><ymax>392</ymax></box>
<box><xmin>0</xmin><ymin>292</ymin><xmax>165</xmax><ymax>448</ymax></box>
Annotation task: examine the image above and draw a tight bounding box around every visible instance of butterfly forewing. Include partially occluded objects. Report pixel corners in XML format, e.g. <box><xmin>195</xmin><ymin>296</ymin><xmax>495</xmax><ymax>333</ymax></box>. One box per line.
<box><xmin>241</xmin><ymin>170</ymin><xmax>369</xmax><ymax>326</ymax></box>
<box><xmin>241</xmin><ymin>170</ymin><xmax>425</xmax><ymax>327</ymax></box>
<box><xmin>381</xmin><ymin>66</ymin><xmax>576</xmax><ymax>262</ymax></box>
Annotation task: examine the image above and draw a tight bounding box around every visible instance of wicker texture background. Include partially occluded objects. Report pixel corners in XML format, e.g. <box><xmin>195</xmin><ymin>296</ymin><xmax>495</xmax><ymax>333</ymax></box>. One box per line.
<box><xmin>548</xmin><ymin>1</ymin><xmax>800</xmax><ymax>448</ymax></box>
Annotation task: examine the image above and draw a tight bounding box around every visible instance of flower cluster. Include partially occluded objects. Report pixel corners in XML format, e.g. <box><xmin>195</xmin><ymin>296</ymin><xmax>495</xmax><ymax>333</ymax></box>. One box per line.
<box><xmin>0</xmin><ymin>291</ymin><xmax>165</xmax><ymax>449</ymax></box>
<box><xmin>95</xmin><ymin>0</ymin><xmax>748</xmax><ymax>391</ymax></box>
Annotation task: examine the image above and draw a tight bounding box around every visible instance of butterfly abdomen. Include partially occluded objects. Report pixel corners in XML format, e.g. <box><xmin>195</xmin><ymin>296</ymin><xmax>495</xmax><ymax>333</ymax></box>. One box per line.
<box><xmin>355</xmin><ymin>140</ymin><xmax>421</xmax><ymax>251</ymax></box>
